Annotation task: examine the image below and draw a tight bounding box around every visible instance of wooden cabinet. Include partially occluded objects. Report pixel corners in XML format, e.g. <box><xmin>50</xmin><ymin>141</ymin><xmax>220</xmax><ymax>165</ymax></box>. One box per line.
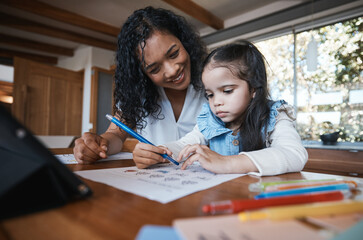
<box><xmin>12</xmin><ymin>58</ymin><xmax>84</xmax><ymax>135</ymax></box>
<box><xmin>303</xmin><ymin>148</ymin><xmax>363</xmax><ymax>177</ymax></box>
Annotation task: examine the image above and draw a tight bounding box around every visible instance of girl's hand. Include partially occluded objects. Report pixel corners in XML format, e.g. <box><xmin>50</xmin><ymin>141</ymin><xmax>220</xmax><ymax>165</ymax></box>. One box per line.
<box><xmin>177</xmin><ymin>144</ymin><xmax>230</xmax><ymax>173</ymax></box>
<box><xmin>133</xmin><ymin>142</ymin><xmax>173</xmax><ymax>169</ymax></box>
<box><xmin>73</xmin><ymin>132</ymin><xmax>109</xmax><ymax>164</ymax></box>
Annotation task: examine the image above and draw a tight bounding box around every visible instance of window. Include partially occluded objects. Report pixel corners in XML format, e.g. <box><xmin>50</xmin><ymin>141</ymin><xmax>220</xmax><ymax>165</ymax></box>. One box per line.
<box><xmin>255</xmin><ymin>16</ymin><xmax>362</xmax><ymax>142</ymax></box>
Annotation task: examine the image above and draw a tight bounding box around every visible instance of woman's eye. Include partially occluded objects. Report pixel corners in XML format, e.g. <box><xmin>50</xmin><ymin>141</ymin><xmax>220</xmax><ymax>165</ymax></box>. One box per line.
<box><xmin>149</xmin><ymin>67</ymin><xmax>160</xmax><ymax>74</ymax></box>
<box><xmin>170</xmin><ymin>50</ymin><xmax>179</xmax><ymax>58</ymax></box>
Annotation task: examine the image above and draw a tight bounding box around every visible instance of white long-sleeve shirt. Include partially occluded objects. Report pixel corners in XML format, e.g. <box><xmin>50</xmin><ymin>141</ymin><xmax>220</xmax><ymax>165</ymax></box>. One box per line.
<box><xmin>163</xmin><ymin>104</ymin><xmax>308</xmax><ymax>176</ymax></box>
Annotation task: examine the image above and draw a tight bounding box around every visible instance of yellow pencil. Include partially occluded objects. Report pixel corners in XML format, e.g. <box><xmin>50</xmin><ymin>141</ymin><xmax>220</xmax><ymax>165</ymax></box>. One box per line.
<box><xmin>238</xmin><ymin>200</ymin><xmax>363</xmax><ymax>221</ymax></box>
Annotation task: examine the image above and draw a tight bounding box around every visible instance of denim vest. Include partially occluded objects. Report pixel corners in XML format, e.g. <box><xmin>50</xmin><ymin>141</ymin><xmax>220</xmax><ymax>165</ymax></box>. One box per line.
<box><xmin>196</xmin><ymin>100</ymin><xmax>286</xmax><ymax>156</ymax></box>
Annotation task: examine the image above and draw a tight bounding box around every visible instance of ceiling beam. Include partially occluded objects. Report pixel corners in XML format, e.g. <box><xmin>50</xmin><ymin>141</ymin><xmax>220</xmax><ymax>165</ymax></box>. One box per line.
<box><xmin>0</xmin><ymin>48</ymin><xmax>58</xmax><ymax>65</ymax></box>
<box><xmin>162</xmin><ymin>0</ymin><xmax>224</xmax><ymax>30</ymax></box>
<box><xmin>0</xmin><ymin>34</ymin><xmax>74</xmax><ymax>57</ymax></box>
<box><xmin>0</xmin><ymin>13</ymin><xmax>116</xmax><ymax>51</ymax></box>
<box><xmin>0</xmin><ymin>0</ymin><xmax>120</xmax><ymax>37</ymax></box>
<box><xmin>202</xmin><ymin>0</ymin><xmax>359</xmax><ymax>45</ymax></box>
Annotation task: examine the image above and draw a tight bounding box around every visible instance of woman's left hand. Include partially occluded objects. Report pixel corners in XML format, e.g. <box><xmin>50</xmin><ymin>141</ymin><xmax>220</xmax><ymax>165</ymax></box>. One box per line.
<box><xmin>177</xmin><ymin>144</ymin><xmax>231</xmax><ymax>173</ymax></box>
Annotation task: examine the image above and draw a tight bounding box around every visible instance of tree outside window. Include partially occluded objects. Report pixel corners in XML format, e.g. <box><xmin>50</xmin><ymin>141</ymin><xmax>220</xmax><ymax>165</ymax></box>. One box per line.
<box><xmin>255</xmin><ymin>17</ymin><xmax>362</xmax><ymax>142</ymax></box>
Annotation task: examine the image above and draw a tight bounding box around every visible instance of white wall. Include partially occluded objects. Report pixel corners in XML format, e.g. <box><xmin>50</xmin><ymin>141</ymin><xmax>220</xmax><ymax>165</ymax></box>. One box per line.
<box><xmin>58</xmin><ymin>45</ymin><xmax>115</xmax><ymax>134</ymax></box>
<box><xmin>0</xmin><ymin>64</ymin><xmax>14</xmax><ymax>82</ymax></box>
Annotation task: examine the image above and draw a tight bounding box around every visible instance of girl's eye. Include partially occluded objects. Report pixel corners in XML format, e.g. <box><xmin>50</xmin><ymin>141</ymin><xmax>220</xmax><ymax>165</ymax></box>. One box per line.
<box><xmin>224</xmin><ymin>89</ymin><xmax>233</xmax><ymax>94</ymax></box>
<box><xmin>170</xmin><ymin>50</ymin><xmax>179</xmax><ymax>58</ymax></box>
<box><xmin>205</xmin><ymin>93</ymin><xmax>213</xmax><ymax>99</ymax></box>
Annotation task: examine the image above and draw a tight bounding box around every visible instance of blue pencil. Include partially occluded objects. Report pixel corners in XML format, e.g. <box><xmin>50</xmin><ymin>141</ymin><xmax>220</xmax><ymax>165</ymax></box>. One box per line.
<box><xmin>106</xmin><ymin>114</ymin><xmax>179</xmax><ymax>165</ymax></box>
<box><xmin>254</xmin><ymin>183</ymin><xmax>350</xmax><ymax>199</ymax></box>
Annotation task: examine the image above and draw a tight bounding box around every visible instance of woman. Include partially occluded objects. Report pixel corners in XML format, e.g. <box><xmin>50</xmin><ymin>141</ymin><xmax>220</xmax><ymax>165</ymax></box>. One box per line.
<box><xmin>73</xmin><ymin>7</ymin><xmax>207</xmax><ymax>168</ymax></box>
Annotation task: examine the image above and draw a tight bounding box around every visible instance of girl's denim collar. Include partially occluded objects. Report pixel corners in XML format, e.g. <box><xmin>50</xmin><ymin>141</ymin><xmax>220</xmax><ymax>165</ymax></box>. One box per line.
<box><xmin>197</xmin><ymin>103</ymin><xmax>232</xmax><ymax>140</ymax></box>
<box><xmin>197</xmin><ymin>100</ymin><xmax>287</xmax><ymax>141</ymax></box>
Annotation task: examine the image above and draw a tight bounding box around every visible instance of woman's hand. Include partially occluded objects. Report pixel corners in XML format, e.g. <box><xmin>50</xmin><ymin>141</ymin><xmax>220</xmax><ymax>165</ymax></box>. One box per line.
<box><xmin>177</xmin><ymin>144</ymin><xmax>230</xmax><ymax>173</ymax></box>
<box><xmin>73</xmin><ymin>132</ymin><xmax>109</xmax><ymax>164</ymax></box>
<box><xmin>133</xmin><ymin>142</ymin><xmax>173</xmax><ymax>169</ymax></box>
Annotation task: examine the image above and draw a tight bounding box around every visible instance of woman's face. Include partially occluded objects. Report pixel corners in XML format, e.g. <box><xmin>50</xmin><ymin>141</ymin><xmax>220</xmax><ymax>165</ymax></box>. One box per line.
<box><xmin>139</xmin><ymin>31</ymin><xmax>191</xmax><ymax>91</ymax></box>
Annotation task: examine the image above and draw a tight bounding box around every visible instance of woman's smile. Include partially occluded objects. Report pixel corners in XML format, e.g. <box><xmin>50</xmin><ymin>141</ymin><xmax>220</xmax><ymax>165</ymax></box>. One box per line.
<box><xmin>171</xmin><ymin>71</ymin><xmax>185</xmax><ymax>84</ymax></box>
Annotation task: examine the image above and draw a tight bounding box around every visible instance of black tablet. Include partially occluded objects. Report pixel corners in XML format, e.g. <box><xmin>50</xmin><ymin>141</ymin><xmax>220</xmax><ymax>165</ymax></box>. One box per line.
<box><xmin>0</xmin><ymin>106</ymin><xmax>92</xmax><ymax>220</ymax></box>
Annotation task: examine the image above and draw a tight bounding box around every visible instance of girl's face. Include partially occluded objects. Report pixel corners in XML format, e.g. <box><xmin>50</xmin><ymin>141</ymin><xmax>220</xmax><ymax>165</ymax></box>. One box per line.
<box><xmin>140</xmin><ymin>31</ymin><xmax>191</xmax><ymax>91</ymax></box>
<box><xmin>202</xmin><ymin>66</ymin><xmax>254</xmax><ymax>130</ymax></box>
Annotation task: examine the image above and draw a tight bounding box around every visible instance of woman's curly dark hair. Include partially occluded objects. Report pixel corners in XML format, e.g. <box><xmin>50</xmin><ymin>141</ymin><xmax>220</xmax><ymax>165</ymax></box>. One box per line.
<box><xmin>114</xmin><ymin>6</ymin><xmax>206</xmax><ymax>130</ymax></box>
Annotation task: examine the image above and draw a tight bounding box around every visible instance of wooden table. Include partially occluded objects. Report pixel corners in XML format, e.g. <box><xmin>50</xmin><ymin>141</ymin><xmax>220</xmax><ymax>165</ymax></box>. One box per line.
<box><xmin>1</xmin><ymin>149</ymin><xmax>362</xmax><ymax>240</ymax></box>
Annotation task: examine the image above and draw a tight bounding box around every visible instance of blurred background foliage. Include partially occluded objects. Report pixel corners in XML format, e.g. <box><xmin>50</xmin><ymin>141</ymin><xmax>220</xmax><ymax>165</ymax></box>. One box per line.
<box><xmin>256</xmin><ymin>17</ymin><xmax>362</xmax><ymax>142</ymax></box>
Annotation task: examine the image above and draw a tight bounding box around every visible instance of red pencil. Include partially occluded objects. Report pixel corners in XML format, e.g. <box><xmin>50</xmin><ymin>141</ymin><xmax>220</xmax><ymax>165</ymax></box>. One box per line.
<box><xmin>202</xmin><ymin>191</ymin><xmax>344</xmax><ymax>214</ymax></box>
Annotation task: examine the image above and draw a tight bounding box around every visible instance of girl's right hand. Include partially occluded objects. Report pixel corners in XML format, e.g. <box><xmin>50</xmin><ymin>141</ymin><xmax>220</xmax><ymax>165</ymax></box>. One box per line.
<box><xmin>133</xmin><ymin>142</ymin><xmax>172</xmax><ymax>169</ymax></box>
<box><xmin>73</xmin><ymin>132</ymin><xmax>109</xmax><ymax>164</ymax></box>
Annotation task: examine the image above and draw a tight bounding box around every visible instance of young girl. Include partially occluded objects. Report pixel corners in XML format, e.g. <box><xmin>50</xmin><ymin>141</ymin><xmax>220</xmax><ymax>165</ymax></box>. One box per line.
<box><xmin>162</xmin><ymin>41</ymin><xmax>308</xmax><ymax>176</ymax></box>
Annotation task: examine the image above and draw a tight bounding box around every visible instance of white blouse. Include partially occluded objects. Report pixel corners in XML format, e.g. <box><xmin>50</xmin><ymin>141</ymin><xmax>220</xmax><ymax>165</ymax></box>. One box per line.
<box><xmin>137</xmin><ymin>85</ymin><xmax>206</xmax><ymax>145</ymax></box>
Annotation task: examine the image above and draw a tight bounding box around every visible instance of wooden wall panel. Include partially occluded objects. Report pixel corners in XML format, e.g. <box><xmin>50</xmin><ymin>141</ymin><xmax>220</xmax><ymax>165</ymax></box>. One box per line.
<box><xmin>24</xmin><ymin>75</ymin><xmax>50</xmax><ymax>135</ymax></box>
<box><xmin>13</xmin><ymin>57</ymin><xmax>84</xmax><ymax>136</ymax></box>
<box><xmin>49</xmin><ymin>77</ymin><xmax>67</xmax><ymax>135</ymax></box>
<box><xmin>65</xmin><ymin>80</ymin><xmax>83</xmax><ymax>135</ymax></box>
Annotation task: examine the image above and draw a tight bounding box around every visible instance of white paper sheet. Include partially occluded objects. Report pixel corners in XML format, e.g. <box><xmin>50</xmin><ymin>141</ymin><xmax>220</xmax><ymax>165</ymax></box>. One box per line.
<box><xmin>55</xmin><ymin>152</ymin><xmax>133</xmax><ymax>164</ymax></box>
<box><xmin>75</xmin><ymin>163</ymin><xmax>244</xmax><ymax>203</ymax></box>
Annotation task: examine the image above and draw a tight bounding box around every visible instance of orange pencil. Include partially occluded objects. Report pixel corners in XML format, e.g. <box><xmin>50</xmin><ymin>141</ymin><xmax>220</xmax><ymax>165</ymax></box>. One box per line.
<box><xmin>264</xmin><ymin>180</ymin><xmax>357</xmax><ymax>192</ymax></box>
